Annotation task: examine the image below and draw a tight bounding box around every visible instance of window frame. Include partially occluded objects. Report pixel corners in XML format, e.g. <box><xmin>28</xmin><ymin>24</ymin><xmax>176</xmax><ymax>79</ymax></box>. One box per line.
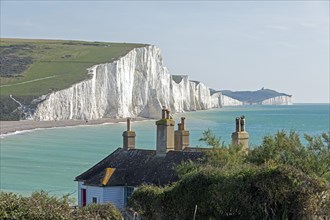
<box><xmin>92</xmin><ymin>197</ymin><xmax>98</xmax><ymax>204</ymax></box>
<box><xmin>124</xmin><ymin>186</ymin><xmax>134</xmax><ymax>206</ymax></box>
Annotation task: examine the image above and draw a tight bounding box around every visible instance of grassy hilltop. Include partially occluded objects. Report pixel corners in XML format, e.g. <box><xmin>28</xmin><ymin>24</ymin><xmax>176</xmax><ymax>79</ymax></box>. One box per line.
<box><xmin>0</xmin><ymin>38</ymin><xmax>147</xmax><ymax>120</ymax></box>
<box><xmin>0</xmin><ymin>38</ymin><xmax>147</xmax><ymax>96</ymax></box>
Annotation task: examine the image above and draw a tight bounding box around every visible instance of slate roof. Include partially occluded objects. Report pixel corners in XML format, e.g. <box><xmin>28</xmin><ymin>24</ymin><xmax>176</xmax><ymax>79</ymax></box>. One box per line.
<box><xmin>75</xmin><ymin>148</ymin><xmax>205</xmax><ymax>187</ymax></box>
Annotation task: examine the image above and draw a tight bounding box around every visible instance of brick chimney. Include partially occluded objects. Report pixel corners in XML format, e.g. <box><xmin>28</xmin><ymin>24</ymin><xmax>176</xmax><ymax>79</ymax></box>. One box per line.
<box><xmin>231</xmin><ymin>115</ymin><xmax>249</xmax><ymax>151</ymax></box>
<box><xmin>123</xmin><ymin>117</ymin><xmax>136</xmax><ymax>150</ymax></box>
<box><xmin>155</xmin><ymin>107</ymin><xmax>175</xmax><ymax>155</ymax></box>
<box><xmin>174</xmin><ymin>117</ymin><xmax>190</xmax><ymax>151</ymax></box>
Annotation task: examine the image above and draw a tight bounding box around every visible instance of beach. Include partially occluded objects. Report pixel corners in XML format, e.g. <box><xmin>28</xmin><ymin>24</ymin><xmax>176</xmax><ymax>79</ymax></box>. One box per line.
<box><xmin>0</xmin><ymin>118</ymin><xmax>145</xmax><ymax>135</ymax></box>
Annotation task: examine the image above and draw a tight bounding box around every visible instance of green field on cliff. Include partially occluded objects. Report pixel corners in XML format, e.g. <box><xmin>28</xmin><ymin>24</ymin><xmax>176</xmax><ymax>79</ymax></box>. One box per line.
<box><xmin>0</xmin><ymin>38</ymin><xmax>147</xmax><ymax>96</ymax></box>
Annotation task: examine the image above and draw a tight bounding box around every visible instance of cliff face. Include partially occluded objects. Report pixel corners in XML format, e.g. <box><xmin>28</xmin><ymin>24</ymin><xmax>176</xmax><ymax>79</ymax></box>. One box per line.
<box><xmin>32</xmin><ymin>46</ymin><xmax>222</xmax><ymax>120</ymax></box>
<box><xmin>261</xmin><ymin>96</ymin><xmax>292</xmax><ymax>105</ymax></box>
<box><xmin>220</xmin><ymin>94</ymin><xmax>292</xmax><ymax>106</ymax></box>
<box><xmin>221</xmin><ymin>95</ymin><xmax>243</xmax><ymax>106</ymax></box>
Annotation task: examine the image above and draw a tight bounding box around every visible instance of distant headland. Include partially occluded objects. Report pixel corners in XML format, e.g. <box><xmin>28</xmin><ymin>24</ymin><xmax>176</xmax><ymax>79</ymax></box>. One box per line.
<box><xmin>220</xmin><ymin>88</ymin><xmax>292</xmax><ymax>105</ymax></box>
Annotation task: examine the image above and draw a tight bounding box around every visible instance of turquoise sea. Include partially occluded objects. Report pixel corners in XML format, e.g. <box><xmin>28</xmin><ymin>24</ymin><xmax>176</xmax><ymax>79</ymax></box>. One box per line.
<box><xmin>0</xmin><ymin>104</ymin><xmax>329</xmax><ymax>198</ymax></box>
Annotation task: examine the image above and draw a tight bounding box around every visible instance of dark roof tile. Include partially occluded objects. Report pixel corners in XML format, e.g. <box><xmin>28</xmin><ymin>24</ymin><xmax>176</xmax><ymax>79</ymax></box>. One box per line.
<box><xmin>75</xmin><ymin>148</ymin><xmax>204</xmax><ymax>187</ymax></box>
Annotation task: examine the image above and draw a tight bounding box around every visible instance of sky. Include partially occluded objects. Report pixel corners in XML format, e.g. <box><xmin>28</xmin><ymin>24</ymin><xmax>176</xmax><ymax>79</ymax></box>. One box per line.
<box><xmin>1</xmin><ymin>1</ymin><xmax>329</xmax><ymax>103</ymax></box>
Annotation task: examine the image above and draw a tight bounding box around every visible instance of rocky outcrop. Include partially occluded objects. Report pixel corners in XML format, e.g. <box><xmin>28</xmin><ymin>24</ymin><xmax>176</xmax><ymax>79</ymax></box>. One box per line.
<box><xmin>32</xmin><ymin>46</ymin><xmax>222</xmax><ymax>121</ymax></box>
<box><xmin>261</xmin><ymin>96</ymin><xmax>292</xmax><ymax>105</ymax></box>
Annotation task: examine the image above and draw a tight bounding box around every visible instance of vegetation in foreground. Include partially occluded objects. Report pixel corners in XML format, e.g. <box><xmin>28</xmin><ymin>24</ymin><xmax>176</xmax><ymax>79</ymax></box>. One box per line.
<box><xmin>129</xmin><ymin>131</ymin><xmax>330</xmax><ymax>219</ymax></box>
<box><xmin>0</xmin><ymin>38</ymin><xmax>147</xmax><ymax>120</ymax></box>
<box><xmin>0</xmin><ymin>191</ymin><xmax>122</xmax><ymax>220</ymax></box>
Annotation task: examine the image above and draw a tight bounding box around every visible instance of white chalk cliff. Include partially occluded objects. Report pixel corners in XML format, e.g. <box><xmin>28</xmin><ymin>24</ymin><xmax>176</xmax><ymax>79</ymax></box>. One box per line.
<box><xmin>261</xmin><ymin>96</ymin><xmax>292</xmax><ymax>105</ymax></box>
<box><xmin>221</xmin><ymin>95</ymin><xmax>243</xmax><ymax>106</ymax></box>
<box><xmin>32</xmin><ymin>46</ymin><xmax>226</xmax><ymax>121</ymax></box>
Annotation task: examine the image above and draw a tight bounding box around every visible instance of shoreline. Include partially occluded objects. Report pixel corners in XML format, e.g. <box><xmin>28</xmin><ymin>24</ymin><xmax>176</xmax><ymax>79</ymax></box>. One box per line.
<box><xmin>0</xmin><ymin>117</ymin><xmax>147</xmax><ymax>136</ymax></box>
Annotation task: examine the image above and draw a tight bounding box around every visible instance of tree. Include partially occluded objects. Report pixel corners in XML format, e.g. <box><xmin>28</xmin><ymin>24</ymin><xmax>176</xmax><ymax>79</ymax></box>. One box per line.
<box><xmin>304</xmin><ymin>132</ymin><xmax>330</xmax><ymax>180</ymax></box>
<box><xmin>198</xmin><ymin>129</ymin><xmax>224</xmax><ymax>148</ymax></box>
<box><xmin>199</xmin><ymin>128</ymin><xmax>246</xmax><ymax>168</ymax></box>
<box><xmin>247</xmin><ymin>131</ymin><xmax>330</xmax><ymax>181</ymax></box>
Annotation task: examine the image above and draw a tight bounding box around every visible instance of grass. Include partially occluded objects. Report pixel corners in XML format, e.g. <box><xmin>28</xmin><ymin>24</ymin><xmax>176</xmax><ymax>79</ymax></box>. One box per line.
<box><xmin>0</xmin><ymin>38</ymin><xmax>148</xmax><ymax>96</ymax></box>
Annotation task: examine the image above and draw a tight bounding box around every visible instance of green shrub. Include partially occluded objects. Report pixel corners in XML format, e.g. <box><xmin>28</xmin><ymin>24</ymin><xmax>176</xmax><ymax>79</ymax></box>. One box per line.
<box><xmin>72</xmin><ymin>203</ymin><xmax>122</xmax><ymax>220</ymax></box>
<box><xmin>128</xmin><ymin>185</ymin><xmax>163</xmax><ymax>220</ymax></box>
<box><xmin>129</xmin><ymin>165</ymin><xmax>329</xmax><ymax>219</ymax></box>
<box><xmin>0</xmin><ymin>191</ymin><xmax>122</xmax><ymax>220</ymax></box>
<box><xmin>0</xmin><ymin>191</ymin><xmax>72</xmax><ymax>219</ymax></box>
<box><xmin>0</xmin><ymin>192</ymin><xmax>24</xmax><ymax>219</ymax></box>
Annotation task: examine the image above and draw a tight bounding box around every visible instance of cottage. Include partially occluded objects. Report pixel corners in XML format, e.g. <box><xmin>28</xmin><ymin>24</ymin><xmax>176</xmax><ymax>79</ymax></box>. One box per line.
<box><xmin>75</xmin><ymin>108</ymin><xmax>204</xmax><ymax>209</ymax></box>
<box><xmin>75</xmin><ymin>108</ymin><xmax>249</xmax><ymax>209</ymax></box>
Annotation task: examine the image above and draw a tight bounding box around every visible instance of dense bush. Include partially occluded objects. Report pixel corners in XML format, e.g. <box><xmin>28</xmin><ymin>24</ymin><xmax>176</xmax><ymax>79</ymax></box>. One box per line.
<box><xmin>129</xmin><ymin>131</ymin><xmax>330</xmax><ymax>219</ymax></box>
<box><xmin>0</xmin><ymin>191</ymin><xmax>122</xmax><ymax>220</ymax></box>
<box><xmin>130</xmin><ymin>165</ymin><xmax>329</xmax><ymax>219</ymax></box>
<box><xmin>0</xmin><ymin>96</ymin><xmax>37</xmax><ymax>120</ymax></box>
<box><xmin>0</xmin><ymin>191</ymin><xmax>72</xmax><ymax>219</ymax></box>
<box><xmin>0</xmin><ymin>96</ymin><xmax>21</xmax><ymax>120</ymax></box>
<box><xmin>128</xmin><ymin>185</ymin><xmax>163</xmax><ymax>220</ymax></box>
<box><xmin>73</xmin><ymin>203</ymin><xmax>122</xmax><ymax>220</ymax></box>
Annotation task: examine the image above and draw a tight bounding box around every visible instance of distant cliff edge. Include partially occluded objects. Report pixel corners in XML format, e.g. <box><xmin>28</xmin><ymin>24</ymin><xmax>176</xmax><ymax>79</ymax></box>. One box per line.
<box><xmin>220</xmin><ymin>89</ymin><xmax>292</xmax><ymax>105</ymax></box>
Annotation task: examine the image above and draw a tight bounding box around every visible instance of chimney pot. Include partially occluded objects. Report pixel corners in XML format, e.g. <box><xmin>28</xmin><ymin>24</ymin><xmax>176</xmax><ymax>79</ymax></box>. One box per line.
<box><xmin>240</xmin><ymin>116</ymin><xmax>245</xmax><ymax>132</ymax></box>
<box><xmin>181</xmin><ymin>117</ymin><xmax>186</xmax><ymax>130</ymax></box>
<box><xmin>166</xmin><ymin>109</ymin><xmax>170</xmax><ymax>119</ymax></box>
<box><xmin>174</xmin><ymin>118</ymin><xmax>190</xmax><ymax>151</ymax></box>
<box><xmin>156</xmin><ymin>108</ymin><xmax>175</xmax><ymax>155</ymax></box>
<box><xmin>162</xmin><ymin>109</ymin><xmax>166</xmax><ymax>119</ymax></box>
<box><xmin>123</xmin><ymin>118</ymin><xmax>135</xmax><ymax>150</ymax></box>
<box><xmin>235</xmin><ymin>117</ymin><xmax>241</xmax><ymax>132</ymax></box>
<box><xmin>232</xmin><ymin>116</ymin><xmax>249</xmax><ymax>151</ymax></box>
<box><xmin>177</xmin><ymin>123</ymin><xmax>182</xmax><ymax>130</ymax></box>
<box><xmin>127</xmin><ymin>117</ymin><xmax>131</xmax><ymax>131</ymax></box>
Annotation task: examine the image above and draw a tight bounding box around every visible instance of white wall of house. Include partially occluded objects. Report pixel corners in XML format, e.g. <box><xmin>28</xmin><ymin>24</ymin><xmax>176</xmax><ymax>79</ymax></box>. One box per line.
<box><xmin>77</xmin><ymin>182</ymin><xmax>126</xmax><ymax>209</ymax></box>
<box><xmin>78</xmin><ymin>182</ymin><xmax>103</xmax><ymax>206</ymax></box>
<box><xmin>87</xmin><ymin>186</ymin><xmax>104</xmax><ymax>204</ymax></box>
<box><xmin>103</xmin><ymin>186</ymin><xmax>125</xmax><ymax>209</ymax></box>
